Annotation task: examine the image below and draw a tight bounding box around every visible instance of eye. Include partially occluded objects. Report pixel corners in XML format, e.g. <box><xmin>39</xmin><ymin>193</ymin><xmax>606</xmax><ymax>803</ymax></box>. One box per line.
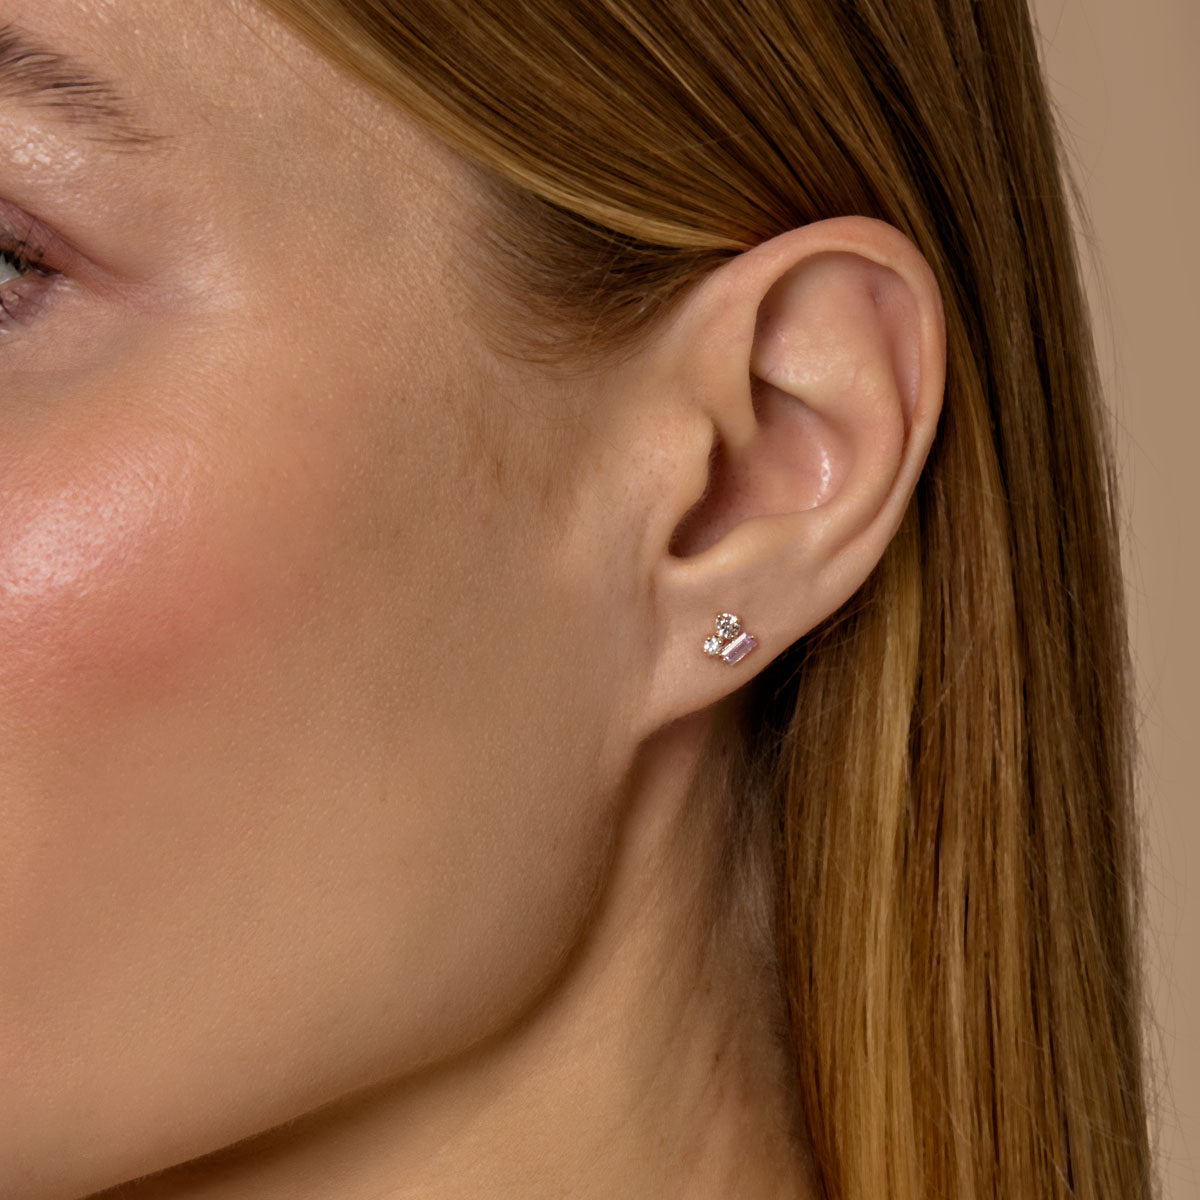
<box><xmin>0</xmin><ymin>229</ymin><xmax>61</xmax><ymax>330</ymax></box>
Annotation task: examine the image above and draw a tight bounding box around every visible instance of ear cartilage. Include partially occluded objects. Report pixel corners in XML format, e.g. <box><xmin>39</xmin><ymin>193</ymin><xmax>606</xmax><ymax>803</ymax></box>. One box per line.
<box><xmin>702</xmin><ymin>612</ymin><xmax>759</xmax><ymax>666</ymax></box>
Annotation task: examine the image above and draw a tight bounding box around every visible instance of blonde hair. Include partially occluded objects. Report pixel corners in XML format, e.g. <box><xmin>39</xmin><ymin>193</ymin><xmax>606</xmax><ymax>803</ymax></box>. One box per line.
<box><xmin>257</xmin><ymin>2</ymin><xmax>1156</xmax><ymax>1196</ymax></box>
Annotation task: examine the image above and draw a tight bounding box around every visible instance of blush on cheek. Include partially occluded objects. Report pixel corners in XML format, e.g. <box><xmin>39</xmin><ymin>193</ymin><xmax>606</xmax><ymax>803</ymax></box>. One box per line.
<box><xmin>0</xmin><ymin>432</ymin><xmax>259</xmax><ymax>715</ymax></box>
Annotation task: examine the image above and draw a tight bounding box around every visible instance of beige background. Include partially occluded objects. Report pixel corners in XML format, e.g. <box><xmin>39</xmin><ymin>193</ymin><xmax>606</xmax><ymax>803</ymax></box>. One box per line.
<box><xmin>1030</xmin><ymin>2</ymin><xmax>1198</xmax><ymax>1195</ymax></box>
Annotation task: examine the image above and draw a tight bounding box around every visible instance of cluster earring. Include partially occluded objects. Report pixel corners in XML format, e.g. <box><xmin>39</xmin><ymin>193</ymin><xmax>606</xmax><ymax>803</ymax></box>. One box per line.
<box><xmin>702</xmin><ymin>612</ymin><xmax>759</xmax><ymax>666</ymax></box>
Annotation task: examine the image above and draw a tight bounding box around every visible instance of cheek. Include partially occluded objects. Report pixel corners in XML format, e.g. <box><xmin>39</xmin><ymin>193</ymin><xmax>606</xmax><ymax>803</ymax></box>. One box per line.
<box><xmin>0</xmin><ymin>423</ymin><xmax>279</xmax><ymax>719</ymax></box>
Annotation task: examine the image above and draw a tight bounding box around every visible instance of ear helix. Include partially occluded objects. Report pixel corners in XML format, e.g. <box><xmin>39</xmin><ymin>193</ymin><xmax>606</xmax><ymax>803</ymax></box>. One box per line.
<box><xmin>701</xmin><ymin>612</ymin><xmax>759</xmax><ymax>666</ymax></box>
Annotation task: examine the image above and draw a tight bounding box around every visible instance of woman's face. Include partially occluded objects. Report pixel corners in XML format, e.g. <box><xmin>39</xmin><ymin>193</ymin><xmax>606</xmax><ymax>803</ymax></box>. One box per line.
<box><xmin>1</xmin><ymin>0</ymin><xmax>641</xmax><ymax>1190</ymax></box>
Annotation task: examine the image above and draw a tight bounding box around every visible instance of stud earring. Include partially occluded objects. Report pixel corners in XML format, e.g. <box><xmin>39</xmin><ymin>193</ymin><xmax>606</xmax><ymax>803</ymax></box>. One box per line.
<box><xmin>702</xmin><ymin>611</ymin><xmax>759</xmax><ymax>665</ymax></box>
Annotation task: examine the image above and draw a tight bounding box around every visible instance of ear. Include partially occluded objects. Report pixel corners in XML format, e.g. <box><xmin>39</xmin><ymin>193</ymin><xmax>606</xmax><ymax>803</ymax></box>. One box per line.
<box><xmin>636</xmin><ymin>215</ymin><xmax>945</xmax><ymax>735</ymax></box>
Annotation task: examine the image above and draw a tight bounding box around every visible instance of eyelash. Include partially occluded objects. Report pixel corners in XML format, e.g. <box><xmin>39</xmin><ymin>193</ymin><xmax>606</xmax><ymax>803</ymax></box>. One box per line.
<box><xmin>0</xmin><ymin>227</ymin><xmax>60</xmax><ymax>330</ymax></box>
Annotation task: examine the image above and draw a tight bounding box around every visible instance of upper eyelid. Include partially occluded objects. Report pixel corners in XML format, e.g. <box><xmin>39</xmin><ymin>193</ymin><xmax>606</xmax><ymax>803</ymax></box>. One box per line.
<box><xmin>0</xmin><ymin>203</ymin><xmax>73</xmax><ymax>331</ymax></box>
<box><xmin>0</xmin><ymin>198</ymin><xmax>75</xmax><ymax>273</ymax></box>
<box><xmin>0</xmin><ymin>249</ymin><xmax>59</xmax><ymax>328</ymax></box>
<box><xmin>0</xmin><ymin>227</ymin><xmax>49</xmax><ymax>269</ymax></box>
<box><xmin>0</xmin><ymin>197</ymin><xmax>173</xmax><ymax>330</ymax></box>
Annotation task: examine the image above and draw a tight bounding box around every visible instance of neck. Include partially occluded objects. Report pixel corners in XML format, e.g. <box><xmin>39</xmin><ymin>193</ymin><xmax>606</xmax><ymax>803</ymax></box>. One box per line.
<box><xmin>92</xmin><ymin>712</ymin><xmax>816</xmax><ymax>1200</ymax></box>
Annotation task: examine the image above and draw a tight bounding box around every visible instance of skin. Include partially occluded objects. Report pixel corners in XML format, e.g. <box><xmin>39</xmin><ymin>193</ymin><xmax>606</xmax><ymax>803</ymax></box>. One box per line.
<box><xmin>0</xmin><ymin>2</ymin><xmax>946</xmax><ymax>1198</ymax></box>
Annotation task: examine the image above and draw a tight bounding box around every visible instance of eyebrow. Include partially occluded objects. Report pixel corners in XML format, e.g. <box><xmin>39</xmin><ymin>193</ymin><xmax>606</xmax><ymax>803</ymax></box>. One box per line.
<box><xmin>0</xmin><ymin>22</ymin><xmax>168</xmax><ymax>152</ymax></box>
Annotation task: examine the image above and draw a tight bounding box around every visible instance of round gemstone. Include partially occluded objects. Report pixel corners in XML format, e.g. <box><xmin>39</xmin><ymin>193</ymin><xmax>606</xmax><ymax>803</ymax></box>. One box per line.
<box><xmin>715</xmin><ymin>612</ymin><xmax>741</xmax><ymax>640</ymax></box>
<box><xmin>703</xmin><ymin>636</ymin><xmax>724</xmax><ymax>656</ymax></box>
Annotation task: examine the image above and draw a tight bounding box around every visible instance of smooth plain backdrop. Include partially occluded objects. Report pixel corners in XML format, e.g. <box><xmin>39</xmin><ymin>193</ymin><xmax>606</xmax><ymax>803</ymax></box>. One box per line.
<box><xmin>1031</xmin><ymin>2</ymin><xmax>1199</xmax><ymax>1195</ymax></box>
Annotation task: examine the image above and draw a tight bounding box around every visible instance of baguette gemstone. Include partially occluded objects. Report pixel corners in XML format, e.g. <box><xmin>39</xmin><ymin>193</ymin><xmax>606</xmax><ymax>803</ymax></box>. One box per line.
<box><xmin>719</xmin><ymin>631</ymin><xmax>757</xmax><ymax>665</ymax></box>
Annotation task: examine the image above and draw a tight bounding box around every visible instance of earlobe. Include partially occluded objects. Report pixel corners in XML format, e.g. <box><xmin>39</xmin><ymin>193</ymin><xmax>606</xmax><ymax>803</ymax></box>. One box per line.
<box><xmin>640</xmin><ymin>216</ymin><xmax>945</xmax><ymax>732</ymax></box>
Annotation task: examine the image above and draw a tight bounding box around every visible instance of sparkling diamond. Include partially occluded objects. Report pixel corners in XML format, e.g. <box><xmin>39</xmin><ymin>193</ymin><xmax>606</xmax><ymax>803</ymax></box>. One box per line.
<box><xmin>703</xmin><ymin>635</ymin><xmax>724</xmax><ymax>656</ymax></box>
<box><xmin>715</xmin><ymin>612</ymin><xmax>741</xmax><ymax>640</ymax></box>
<box><xmin>720</xmin><ymin>631</ymin><xmax>758</xmax><ymax>665</ymax></box>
